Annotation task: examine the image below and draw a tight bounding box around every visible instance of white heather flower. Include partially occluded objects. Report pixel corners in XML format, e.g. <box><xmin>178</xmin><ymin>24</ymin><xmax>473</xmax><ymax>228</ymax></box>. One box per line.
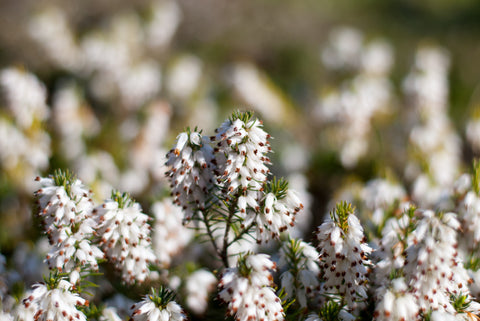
<box><xmin>218</xmin><ymin>253</ymin><xmax>284</xmax><ymax>321</ymax></box>
<box><xmin>94</xmin><ymin>192</ymin><xmax>156</xmax><ymax>284</ymax></box>
<box><xmin>373</xmin><ymin>278</ymin><xmax>418</xmax><ymax>321</ymax></box>
<box><xmin>152</xmin><ymin>199</ymin><xmax>193</xmax><ymax>267</ymax></box>
<box><xmin>373</xmin><ymin>207</ymin><xmax>416</xmax><ymax>285</ymax></box>
<box><xmin>34</xmin><ymin>172</ymin><xmax>103</xmax><ymax>272</ymax></box>
<box><xmin>316</xmin><ymin>202</ymin><xmax>372</xmax><ymax>310</ymax></box>
<box><xmin>185</xmin><ymin>269</ymin><xmax>217</xmax><ymax>314</ymax></box>
<box><xmin>20</xmin><ymin>279</ymin><xmax>87</xmax><ymax>321</ymax></box>
<box><xmin>213</xmin><ymin>111</ymin><xmax>271</xmax><ymax>196</ymax></box>
<box><xmin>250</xmin><ymin>181</ymin><xmax>304</xmax><ymax>243</ymax></box>
<box><xmin>0</xmin><ymin>67</ymin><xmax>49</xmax><ymax>129</ymax></box>
<box><xmin>131</xmin><ymin>288</ymin><xmax>187</xmax><ymax>321</ymax></box>
<box><xmin>166</xmin><ymin>130</ymin><xmax>214</xmax><ymax>221</ymax></box>
<box><xmin>279</xmin><ymin>238</ymin><xmax>320</xmax><ymax>308</ymax></box>
<box><xmin>0</xmin><ymin>311</ymin><xmax>13</xmax><ymax>321</ymax></box>
<box><xmin>405</xmin><ymin>210</ymin><xmax>475</xmax><ymax>314</ymax></box>
<box><xmin>100</xmin><ymin>307</ymin><xmax>123</xmax><ymax>321</ymax></box>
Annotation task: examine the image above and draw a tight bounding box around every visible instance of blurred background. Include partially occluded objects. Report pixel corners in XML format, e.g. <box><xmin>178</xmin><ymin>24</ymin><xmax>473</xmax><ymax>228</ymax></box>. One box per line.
<box><xmin>1</xmin><ymin>0</ymin><xmax>480</xmax><ymax>284</ymax></box>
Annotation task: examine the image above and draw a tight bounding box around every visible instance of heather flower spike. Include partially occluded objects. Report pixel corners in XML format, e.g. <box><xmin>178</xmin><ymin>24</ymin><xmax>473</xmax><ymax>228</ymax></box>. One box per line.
<box><xmin>165</xmin><ymin>127</ymin><xmax>214</xmax><ymax>222</ymax></box>
<box><xmin>218</xmin><ymin>253</ymin><xmax>284</xmax><ymax>321</ymax></box>
<box><xmin>316</xmin><ymin>201</ymin><xmax>372</xmax><ymax>311</ymax></box>
<box><xmin>34</xmin><ymin>170</ymin><xmax>103</xmax><ymax>273</ymax></box>
<box><xmin>94</xmin><ymin>190</ymin><xmax>157</xmax><ymax>284</ymax></box>
<box><xmin>21</xmin><ymin>271</ymin><xmax>88</xmax><ymax>321</ymax></box>
<box><xmin>130</xmin><ymin>287</ymin><xmax>187</xmax><ymax>321</ymax></box>
<box><xmin>279</xmin><ymin>238</ymin><xmax>320</xmax><ymax>308</ymax></box>
<box><xmin>164</xmin><ymin>111</ymin><xmax>304</xmax><ymax>268</ymax></box>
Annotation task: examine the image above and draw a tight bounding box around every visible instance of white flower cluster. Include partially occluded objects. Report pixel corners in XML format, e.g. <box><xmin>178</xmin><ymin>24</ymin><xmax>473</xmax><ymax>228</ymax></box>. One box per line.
<box><xmin>34</xmin><ymin>174</ymin><xmax>103</xmax><ymax>273</ymax></box>
<box><xmin>20</xmin><ymin>280</ymin><xmax>87</xmax><ymax>321</ymax></box>
<box><xmin>213</xmin><ymin>113</ymin><xmax>271</xmax><ymax>195</ymax></box>
<box><xmin>0</xmin><ymin>67</ymin><xmax>50</xmax><ymax>189</ymax></box>
<box><xmin>405</xmin><ymin>210</ymin><xmax>475</xmax><ymax>315</ymax></box>
<box><xmin>166</xmin><ymin>130</ymin><xmax>214</xmax><ymax>221</ymax></box>
<box><xmin>316</xmin><ymin>202</ymin><xmax>372</xmax><ymax>310</ymax></box>
<box><xmin>279</xmin><ymin>239</ymin><xmax>320</xmax><ymax>308</ymax></box>
<box><xmin>165</xmin><ymin>112</ymin><xmax>304</xmax><ymax>243</ymax></box>
<box><xmin>185</xmin><ymin>269</ymin><xmax>217</xmax><ymax>315</ymax></box>
<box><xmin>152</xmin><ymin>199</ymin><xmax>194</xmax><ymax>267</ymax></box>
<box><xmin>404</xmin><ymin>46</ymin><xmax>461</xmax><ymax>208</ymax></box>
<box><xmin>94</xmin><ymin>192</ymin><xmax>157</xmax><ymax>284</ymax></box>
<box><xmin>131</xmin><ymin>288</ymin><xmax>187</xmax><ymax>321</ymax></box>
<box><xmin>218</xmin><ymin>253</ymin><xmax>284</xmax><ymax>321</ymax></box>
<box><xmin>316</xmin><ymin>27</ymin><xmax>394</xmax><ymax>168</ymax></box>
<box><xmin>373</xmin><ymin>278</ymin><xmax>418</xmax><ymax>321</ymax></box>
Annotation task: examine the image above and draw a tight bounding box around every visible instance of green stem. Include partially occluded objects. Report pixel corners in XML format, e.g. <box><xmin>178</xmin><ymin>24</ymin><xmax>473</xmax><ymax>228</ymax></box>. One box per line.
<box><xmin>227</xmin><ymin>221</ymin><xmax>255</xmax><ymax>247</ymax></box>
<box><xmin>201</xmin><ymin>212</ymin><xmax>223</xmax><ymax>264</ymax></box>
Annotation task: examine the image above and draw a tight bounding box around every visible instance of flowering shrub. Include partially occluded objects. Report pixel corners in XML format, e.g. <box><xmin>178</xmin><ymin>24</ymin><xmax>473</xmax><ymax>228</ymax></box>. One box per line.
<box><xmin>2</xmin><ymin>3</ymin><xmax>480</xmax><ymax>320</ymax></box>
<box><xmin>2</xmin><ymin>109</ymin><xmax>480</xmax><ymax>320</ymax></box>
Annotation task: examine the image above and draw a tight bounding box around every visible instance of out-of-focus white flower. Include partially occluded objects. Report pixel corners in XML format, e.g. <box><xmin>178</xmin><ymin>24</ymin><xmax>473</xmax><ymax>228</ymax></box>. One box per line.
<box><xmin>466</xmin><ymin>117</ymin><xmax>480</xmax><ymax>153</ymax></box>
<box><xmin>373</xmin><ymin>278</ymin><xmax>418</xmax><ymax>320</ymax></box>
<box><xmin>146</xmin><ymin>0</ymin><xmax>182</xmax><ymax>50</ymax></box>
<box><xmin>94</xmin><ymin>192</ymin><xmax>157</xmax><ymax>284</ymax></box>
<box><xmin>361</xmin><ymin>178</ymin><xmax>406</xmax><ymax>225</ymax></box>
<box><xmin>361</xmin><ymin>40</ymin><xmax>393</xmax><ymax>75</ymax></box>
<box><xmin>20</xmin><ymin>279</ymin><xmax>87</xmax><ymax>321</ymax></box>
<box><xmin>166</xmin><ymin>130</ymin><xmax>215</xmax><ymax>221</ymax></box>
<box><xmin>152</xmin><ymin>199</ymin><xmax>193</xmax><ymax>267</ymax></box>
<box><xmin>117</xmin><ymin>60</ymin><xmax>162</xmax><ymax>110</ymax></box>
<box><xmin>279</xmin><ymin>238</ymin><xmax>320</xmax><ymax>308</ymax></box>
<box><xmin>0</xmin><ymin>311</ymin><xmax>13</xmax><ymax>321</ymax></box>
<box><xmin>321</xmin><ymin>26</ymin><xmax>364</xmax><ymax>70</ymax></box>
<box><xmin>75</xmin><ymin>151</ymin><xmax>119</xmax><ymax>201</ymax></box>
<box><xmin>218</xmin><ymin>253</ymin><xmax>284</xmax><ymax>321</ymax></box>
<box><xmin>185</xmin><ymin>269</ymin><xmax>217</xmax><ymax>314</ymax></box>
<box><xmin>0</xmin><ymin>68</ymin><xmax>51</xmax><ymax>190</ymax></box>
<box><xmin>0</xmin><ymin>67</ymin><xmax>49</xmax><ymax>129</ymax></box>
<box><xmin>100</xmin><ymin>307</ymin><xmax>123</xmax><ymax>321</ymax></box>
<box><xmin>127</xmin><ymin>101</ymin><xmax>171</xmax><ymax>183</ymax></box>
<box><xmin>167</xmin><ymin>55</ymin><xmax>203</xmax><ymax>100</ymax></box>
<box><xmin>131</xmin><ymin>288</ymin><xmax>187</xmax><ymax>321</ymax></box>
<box><xmin>316</xmin><ymin>202</ymin><xmax>372</xmax><ymax>310</ymax></box>
<box><xmin>28</xmin><ymin>7</ymin><xmax>82</xmax><ymax>71</ymax></box>
<box><xmin>228</xmin><ymin>63</ymin><xmax>287</xmax><ymax>123</ymax></box>
<box><xmin>52</xmin><ymin>82</ymin><xmax>100</xmax><ymax>161</ymax></box>
<box><xmin>315</xmin><ymin>56</ymin><xmax>393</xmax><ymax>168</ymax></box>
